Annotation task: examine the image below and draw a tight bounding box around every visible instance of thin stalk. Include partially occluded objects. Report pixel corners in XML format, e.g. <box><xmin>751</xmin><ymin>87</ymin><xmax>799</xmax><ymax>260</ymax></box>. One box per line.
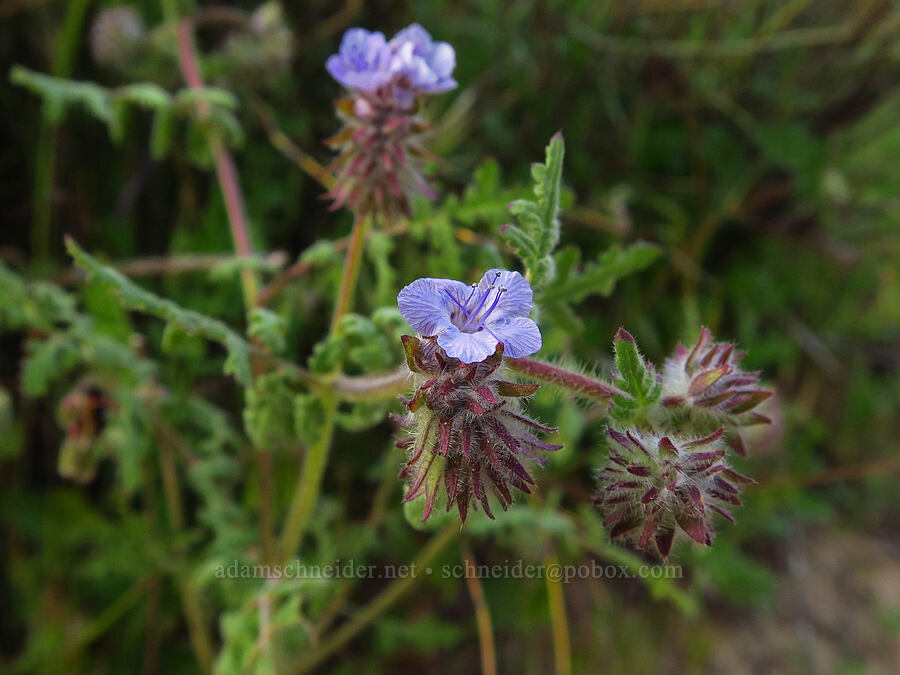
<box><xmin>330</xmin><ymin>214</ymin><xmax>370</xmax><ymax>331</ymax></box>
<box><xmin>288</xmin><ymin>523</ymin><xmax>458</xmax><ymax>675</ymax></box>
<box><xmin>278</xmin><ymin>208</ymin><xmax>376</xmax><ymax>561</ymax></box>
<box><xmin>331</xmin><ymin>366</ymin><xmax>409</xmax><ymax>402</ymax></box>
<box><xmin>70</xmin><ymin>578</ymin><xmax>146</xmax><ymax>653</ymax></box>
<box><xmin>461</xmin><ymin>541</ymin><xmax>498</xmax><ymax>675</ymax></box>
<box><xmin>30</xmin><ymin>0</ymin><xmax>91</xmax><ymax>266</ymax></box>
<box><xmin>505</xmin><ymin>357</ymin><xmax>625</xmax><ymax>400</ymax></box>
<box><xmin>170</xmin><ymin>8</ymin><xmax>275</xmax><ymax>569</ymax></box>
<box><xmin>278</xmin><ymin>392</ymin><xmax>337</xmax><ymax>561</ymax></box>
<box><xmin>544</xmin><ymin>553</ymin><xmax>572</xmax><ymax>675</ymax></box>
<box><xmin>173</xmin><ymin>17</ymin><xmax>258</xmax><ymax>306</ymax></box>
<box><xmin>157</xmin><ymin>427</ymin><xmax>215</xmax><ymax>674</ymax></box>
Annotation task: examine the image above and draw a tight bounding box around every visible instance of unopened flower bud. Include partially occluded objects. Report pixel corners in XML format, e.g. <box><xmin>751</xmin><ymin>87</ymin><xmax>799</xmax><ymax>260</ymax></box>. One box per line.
<box><xmin>596</xmin><ymin>427</ymin><xmax>753</xmax><ymax>558</ymax></box>
<box><xmin>90</xmin><ymin>7</ymin><xmax>147</xmax><ymax>69</ymax></box>
<box><xmin>395</xmin><ymin>335</ymin><xmax>560</xmax><ymax>523</ymax></box>
<box><xmin>661</xmin><ymin>327</ymin><xmax>773</xmax><ymax>440</ymax></box>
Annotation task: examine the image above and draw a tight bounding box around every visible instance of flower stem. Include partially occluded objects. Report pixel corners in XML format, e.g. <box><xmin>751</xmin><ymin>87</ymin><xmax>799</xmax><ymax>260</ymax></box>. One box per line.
<box><xmin>544</xmin><ymin>552</ymin><xmax>572</xmax><ymax>675</ymax></box>
<box><xmin>330</xmin><ymin>214</ymin><xmax>371</xmax><ymax>331</ymax></box>
<box><xmin>278</xmin><ymin>392</ymin><xmax>337</xmax><ymax>561</ymax></box>
<box><xmin>461</xmin><ymin>540</ymin><xmax>498</xmax><ymax>675</ymax></box>
<box><xmin>505</xmin><ymin>357</ymin><xmax>626</xmax><ymax>400</ymax></box>
<box><xmin>331</xmin><ymin>366</ymin><xmax>410</xmax><ymax>402</ymax></box>
<box><xmin>156</xmin><ymin>422</ymin><xmax>215</xmax><ymax>675</ymax></box>
<box><xmin>29</xmin><ymin>0</ymin><xmax>91</xmax><ymax>268</ymax></box>
<box><xmin>288</xmin><ymin>523</ymin><xmax>458</xmax><ymax>674</ymax></box>
<box><xmin>174</xmin><ymin>17</ymin><xmax>258</xmax><ymax>307</ymax></box>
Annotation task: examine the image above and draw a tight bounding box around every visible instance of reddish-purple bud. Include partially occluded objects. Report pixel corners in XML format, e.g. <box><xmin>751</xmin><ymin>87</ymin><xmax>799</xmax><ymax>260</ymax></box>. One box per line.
<box><xmin>661</xmin><ymin>327</ymin><xmax>774</xmax><ymax>447</ymax></box>
<box><xmin>396</xmin><ymin>336</ymin><xmax>560</xmax><ymax>523</ymax></box>
<box><xmin>596</xmin><ymin>426</ymin><xmax>749</xmax><ymax>558</ymax></box>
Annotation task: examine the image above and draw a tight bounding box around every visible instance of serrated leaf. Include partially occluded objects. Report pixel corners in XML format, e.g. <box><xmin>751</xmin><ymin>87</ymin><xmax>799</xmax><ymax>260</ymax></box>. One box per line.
<box><xmin>66</xmin><ymin>237</ymin><xmax>253</xmax><ymax>386</ymax></box>
<box><xmin>541</xmin><ymin>242</ymin><xmax>661</xmax><ymax>303</ymax></box>
<box><xmin>503</xmin><ymin>133</ymin><xmax>566</xmax><ymax>289</ymax></box>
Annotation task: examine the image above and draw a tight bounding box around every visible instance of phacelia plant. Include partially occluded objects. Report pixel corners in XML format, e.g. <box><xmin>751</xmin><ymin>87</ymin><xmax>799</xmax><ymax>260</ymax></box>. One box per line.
<box><xmin>596</xmin><ymin>427</ymin><xmax>753</xmax><ymax>558</ymax></box>
<box><xmin>396</xmin><ymin>269</ymin><xmax>553</xmax><ymax>522</ymax></box>
<box><xmin>325</xmin><ymin>24</ymin><xmax>456</xmax><ymax>221</ymax></box>
<box><xmin>7</xmin><ymin>12</ymin><xmax>786</xmax><ymax>672</ymax></box>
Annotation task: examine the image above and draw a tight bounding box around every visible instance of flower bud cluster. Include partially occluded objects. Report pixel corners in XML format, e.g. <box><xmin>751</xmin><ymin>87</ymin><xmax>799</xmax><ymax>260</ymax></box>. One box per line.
<box><xmin>324</xmin><ymin>25</ymin><xmax>457</xmax><ymax>221</ymax></box>
<box><xmin>395</xmin><ymin>336</ymin><xmax>560</xmax><ymax>523</ymax></box>
<box><xmin>596</xmin><ymin>427</ymin><xmax>753</xmax><ymax>558</ymax></box>
<box><xmin>661</xmin><ymin>326</ymin><xmax>772</xmax><ymax>429</ymax></box>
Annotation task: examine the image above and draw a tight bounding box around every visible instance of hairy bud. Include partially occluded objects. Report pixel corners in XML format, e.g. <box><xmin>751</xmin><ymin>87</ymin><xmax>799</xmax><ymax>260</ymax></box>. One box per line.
<box><xmin>324</xmin><ymin>25</ymin><xmax>456</xmax><ymax>222</ymax></box>
<box><xmin>90</xmin><ymin>7</ymin><xmax>147</xmax><ymax>69</ymax></box>
<box><xmin>661</xmin><ymin>327</ymin><xmax>773</xmax><ymax>448</ymax></box>
<box><xmin>395</xmin><ymin>336</ymin><xmax>561</xmax><ymax>523</ymax></box>
<box><xmin>596</xmin><ymin>427</ymin><xmax>753</xmax><ymax>558</ymax></box>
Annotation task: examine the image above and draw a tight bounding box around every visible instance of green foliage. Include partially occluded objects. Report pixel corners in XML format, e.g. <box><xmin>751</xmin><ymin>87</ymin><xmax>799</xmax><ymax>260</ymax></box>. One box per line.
<box><xmin>539</xmin><ymin>242</ymin><xmax>661</xmax><ymax>329</ymax></box>
<box><xmin>9</xmin><ymin>65</ymin><xmax>244</xmax><ymax>158</ymax></box>
<box><xmin>248</xmin><ymin>307</ymin><xmax>287</xmax><ymax>354</ymax></box>
<box><xmin>610</xmin><ymin>329</ymin><xmax>661</xmax><ymax>425</ymax></box>
<box><xmin>66</xmin><ymin>237</ymin><xmax>253</xmax><ymax>386</ymax></box>
<box><xmin>501</xmin><ymin>133</ymin><xmax>565</xmax><ymax>288</ymax></box>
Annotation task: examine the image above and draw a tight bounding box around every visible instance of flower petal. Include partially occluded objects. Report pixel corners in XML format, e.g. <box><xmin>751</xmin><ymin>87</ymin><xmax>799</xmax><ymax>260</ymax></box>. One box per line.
<box><xmin>477</xmin><ymin>269</ymin><xmax>533</xmax><ymax>318</ymax></box>
<box><xmin>485</xmin><ymin>317</ymin><xmax>542</xmax><ymax>358</ymax></box>
<box><xmin>397</xmin><ymin>278</ymin><xmax>457</xmax><ymax>336</ymax></box>
<box><xmin>437</xmin><ymin>326</ymin><xmax>498</xmax><ymax>363</ymax></box>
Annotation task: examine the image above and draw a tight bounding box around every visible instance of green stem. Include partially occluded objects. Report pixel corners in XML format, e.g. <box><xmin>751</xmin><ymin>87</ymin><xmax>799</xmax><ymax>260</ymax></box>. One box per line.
<box><xmin>156</xmin><ymin>423</ymin><xmax>215</xmax><ymax>674</ymax></box>
<box><xmin>330</xmin><ymin>214</ymin><xmax>370</xmax><ymax>331</ymax></box>
<box><xmin>544</xmin><ymin>552</ymin><xmax>572</xmax><ymax>675</ymax></box>
<box><xmin>279</xmin><ymin>211</ymin><xmax>376</xmax><ymax>560</ymax></box>
<box><xmin>278</xmin><ymin>392</ymin><xmax>337</xmax><ymax>561</ymax></box>
<box><xmin>505</xmin><ymin>357</ymin><xmax>626</xmax><ymax>400</ymax></box>
<box><xmin>30</xmin><ymin>0</ymin><xmax>91</xmax><ymax>267</ymax></box>
<box><xmin>288</xmin><ymin>523</ymin><xmax>458</xmax><ymax>674</ymax></box>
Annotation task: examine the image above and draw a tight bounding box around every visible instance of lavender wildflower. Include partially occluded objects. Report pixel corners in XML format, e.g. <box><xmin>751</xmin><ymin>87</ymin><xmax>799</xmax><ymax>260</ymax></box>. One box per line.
<box><xmin>597</xmin><ymin>427</ymin><xmax>753</xmax><ymax>558</ymax></box>
<box><xmin>395</xmin><ymin>336</ymin><xmax>561</xmax><ymax>523</ymax></box>
<box><xmin>324</xmin><ymin>24</ymin><xmax>457</xmax><ymax>221</ymax></box>
<box><xmin>397</xmin><ymin>269</ymin><xmax>542</xmax><ymax>364</ymax></box>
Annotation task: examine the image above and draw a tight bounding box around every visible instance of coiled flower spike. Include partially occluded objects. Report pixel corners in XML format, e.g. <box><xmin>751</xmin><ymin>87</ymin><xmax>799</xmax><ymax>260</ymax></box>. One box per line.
<box><xmin>395</xmin><ymin>336</ymin><xmax>561</xmax><ymax>523</ymax></box>
<box><xmin>324</xmin><ymin>24</ymin><xmax>457</xmax><ymax>222</ymax></box>
<box><xmin>596</xmin><ymin>427</ymin><xmax>753</xmax><ymax>558</ymax></box>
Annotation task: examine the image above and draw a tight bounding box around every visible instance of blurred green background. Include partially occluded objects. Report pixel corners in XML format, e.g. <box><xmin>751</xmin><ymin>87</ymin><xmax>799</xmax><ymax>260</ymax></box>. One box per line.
<box><xmin>2</xmin><ymin>1</ymin><xmax>899</xmax><ymax>673</ymax></box>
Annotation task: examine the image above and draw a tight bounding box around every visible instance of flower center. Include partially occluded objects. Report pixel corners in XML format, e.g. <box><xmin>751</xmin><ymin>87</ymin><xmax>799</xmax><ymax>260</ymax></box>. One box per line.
<box><xmin>445</xmin><ymin>272</ymin><xmax>507</xmax><ymax>334</ymax></box>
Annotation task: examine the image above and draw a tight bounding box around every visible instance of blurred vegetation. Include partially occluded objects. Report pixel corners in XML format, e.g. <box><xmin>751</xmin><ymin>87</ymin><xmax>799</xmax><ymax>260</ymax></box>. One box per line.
<box><xmin>2</xmin><ymin>1</ymin><xmax>899</xmax><ymax>673</ymax></box>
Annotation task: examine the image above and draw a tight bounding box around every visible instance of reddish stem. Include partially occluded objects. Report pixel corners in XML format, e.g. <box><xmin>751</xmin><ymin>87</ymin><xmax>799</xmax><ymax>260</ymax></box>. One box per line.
<box><xmin>175</xmin><ymin>19</ymin><xmax>257</xmax><ymax>303</ymax></box>
<box><xmin>505</xmin><ymin>357</ymin><xmax>626</xmax><ymax>400</ymax></box>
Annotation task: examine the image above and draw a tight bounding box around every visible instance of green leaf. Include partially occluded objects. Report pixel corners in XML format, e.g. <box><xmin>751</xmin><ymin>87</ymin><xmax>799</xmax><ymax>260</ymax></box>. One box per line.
<box><xmin>66</xmin><ymin>237</ymin><xmax>253</xmax><ymax>386</ymax></box>
<box><xmin>118</xmin><ymin>82</ymin><xmax>171</xmax><ymax>110</ymax></box>
<box><xmin>174</xmin><ymin>86</ymin><xmax>239</xmax><ymax>111</ymax></box>
<box><xmin>541</xmin><ymin>242</ymin><xmax>661</xmax><ymax>303</ymax></box>
<box><xmin>610</xmin><ymin>328</ymin><xmax>661</xmax><ymax>423</ymax></box>
<box><xmin>500</xmin><ymin>133</ymin><xmax>566</xmax><ymax>289</ymax></box>
<box><xmin>247</xmin><ymin>308</ymin><xmax>286</xmax><ymax>354</ymax></box>
<box><xmin>22</xmin><ymin>335</ymin><xmax>79</xmax><ymax>396</ymax></box>
<box><xmin>10</xmin><ymin>65</ymin><xmax>112</xmax><ymax>124</ymax></box>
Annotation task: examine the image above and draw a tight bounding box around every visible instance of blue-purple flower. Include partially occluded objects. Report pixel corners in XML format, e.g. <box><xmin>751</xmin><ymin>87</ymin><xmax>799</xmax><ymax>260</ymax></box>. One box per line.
<box><xmin>323</xmin><ymin>24</ymin><xmax>456</xmax><ymax>221</ymax></box>
<box><xmin>388</xmin><ymin>24</ymin><xmax>456</xmax><ymax>106</ymax></box>
<box><xmin>326</xmin><ymin>24</ymin><xmax>456</xmax><ymax>104</ymax></box>
<box><xmin>398</xmin><ymin>270</ymin><xmax>542</xmax><ymax>363</ymax></box>
<box><xmin>326</xmin><ymin>28</ymin><xmax>393</xmax><ymax>92</ymax></box>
